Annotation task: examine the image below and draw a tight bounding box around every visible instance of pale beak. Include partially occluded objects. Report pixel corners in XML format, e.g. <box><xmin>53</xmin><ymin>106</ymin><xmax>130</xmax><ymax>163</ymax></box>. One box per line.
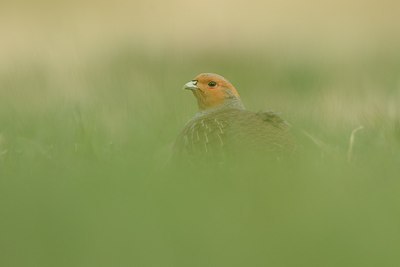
<box><xmin>183</xmin><ymin>80</ymin><xmax>198</xmax><ymax>91</ymax></box>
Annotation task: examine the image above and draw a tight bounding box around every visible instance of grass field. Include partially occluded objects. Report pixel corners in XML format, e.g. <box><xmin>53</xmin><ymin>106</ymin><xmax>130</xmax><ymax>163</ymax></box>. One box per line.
<box><xmin>1</xmin><ymin>45</ymin><xmax>400</xmax><ymax>266</ymax></box>
<box><xmin>1</xmin><ymin>1</ymin><xmax>400</xmax><ymax>265</ymax></box>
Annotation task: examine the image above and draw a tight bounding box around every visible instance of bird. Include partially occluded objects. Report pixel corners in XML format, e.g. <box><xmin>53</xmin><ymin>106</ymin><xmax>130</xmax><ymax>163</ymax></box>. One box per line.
<box><xmin>173</xmin><ymin>73</ymin><xmax>295</xmax><ymax>163</ymax></box>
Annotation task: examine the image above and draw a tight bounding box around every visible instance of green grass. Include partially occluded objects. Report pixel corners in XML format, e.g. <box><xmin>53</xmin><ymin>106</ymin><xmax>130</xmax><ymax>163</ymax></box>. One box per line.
<box><xmin>1</xmin><ymin>46</ymin><xmax>400</xmax><ymax>267</ymax></box>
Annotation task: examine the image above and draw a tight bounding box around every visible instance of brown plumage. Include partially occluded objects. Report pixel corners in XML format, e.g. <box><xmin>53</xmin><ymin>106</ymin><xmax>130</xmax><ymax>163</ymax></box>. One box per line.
<box><xmin>173</xmin><ymin>73</ymin><xmax>295</xmax><ymax>162</ymax></box>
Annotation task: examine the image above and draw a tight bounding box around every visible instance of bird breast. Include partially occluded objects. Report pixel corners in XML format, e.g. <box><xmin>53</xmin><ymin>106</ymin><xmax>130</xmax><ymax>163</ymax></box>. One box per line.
<box><xmin>174</xmin><ymin>108</ymin><xmax>295</xmax><ymax>161</ymax></box>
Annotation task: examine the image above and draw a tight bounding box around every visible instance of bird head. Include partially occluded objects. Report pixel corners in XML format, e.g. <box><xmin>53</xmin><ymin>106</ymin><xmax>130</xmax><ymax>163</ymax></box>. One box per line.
<box><xmin>183</xmin><ymin>73</ymin><xmax>243</xmax><ymax>111</ymax></box>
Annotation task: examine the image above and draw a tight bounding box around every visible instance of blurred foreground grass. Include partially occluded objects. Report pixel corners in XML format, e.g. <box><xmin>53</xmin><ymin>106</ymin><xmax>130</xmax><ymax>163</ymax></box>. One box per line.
<box><xmin>1</xmin><ymin>46</ymin><xmax>400</xmax><ymax>267</ymax></box>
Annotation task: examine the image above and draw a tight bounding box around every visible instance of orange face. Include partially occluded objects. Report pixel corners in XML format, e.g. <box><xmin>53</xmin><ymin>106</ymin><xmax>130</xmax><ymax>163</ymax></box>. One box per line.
<box><xmin>183</xmin><ymin>73</ymin><xmax>241</xmax><ymax>110</ymax></box>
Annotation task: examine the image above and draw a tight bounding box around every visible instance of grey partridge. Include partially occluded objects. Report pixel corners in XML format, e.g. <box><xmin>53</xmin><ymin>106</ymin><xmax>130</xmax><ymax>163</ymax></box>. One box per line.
<box><xmin>173</xmin><ymin>73</ymin><xmax>295</xmax><ymax>162</ymax></box>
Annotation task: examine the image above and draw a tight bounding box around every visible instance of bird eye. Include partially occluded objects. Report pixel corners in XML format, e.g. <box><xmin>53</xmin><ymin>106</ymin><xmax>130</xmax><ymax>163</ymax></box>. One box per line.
<box><xmin>208</xmin><ymin>81</ymin><xmax>217</xmax><ymax>87</ymax></box>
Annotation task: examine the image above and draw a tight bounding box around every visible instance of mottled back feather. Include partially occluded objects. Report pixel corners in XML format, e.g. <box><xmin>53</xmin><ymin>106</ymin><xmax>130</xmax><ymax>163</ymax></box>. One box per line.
<box><xmin>173</xmin><ymin>108</ymin><xmax>295</xmax><ymax>162</ymax></box>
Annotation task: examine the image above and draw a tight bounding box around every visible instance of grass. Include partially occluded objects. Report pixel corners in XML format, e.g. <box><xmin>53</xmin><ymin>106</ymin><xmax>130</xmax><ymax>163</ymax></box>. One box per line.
<box><xmin>1</xmin><ymin>45</ymin><xmax>400</xmax><ymax>267</ymax></box>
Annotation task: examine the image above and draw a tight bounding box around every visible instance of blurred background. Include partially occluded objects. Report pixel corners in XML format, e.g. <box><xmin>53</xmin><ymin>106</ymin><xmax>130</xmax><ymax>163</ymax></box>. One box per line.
<box><xmin>1</xmin><ymin>1</ymin><xmax>400</xmax><ymax>266</ymax></box>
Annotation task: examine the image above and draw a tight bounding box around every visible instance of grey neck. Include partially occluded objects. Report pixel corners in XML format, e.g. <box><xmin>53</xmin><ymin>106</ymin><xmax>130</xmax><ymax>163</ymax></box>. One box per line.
<box><xmin>195</xmin><ymin>98</ymin><xmax>245</xmax><ymax>117</ymax></box>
